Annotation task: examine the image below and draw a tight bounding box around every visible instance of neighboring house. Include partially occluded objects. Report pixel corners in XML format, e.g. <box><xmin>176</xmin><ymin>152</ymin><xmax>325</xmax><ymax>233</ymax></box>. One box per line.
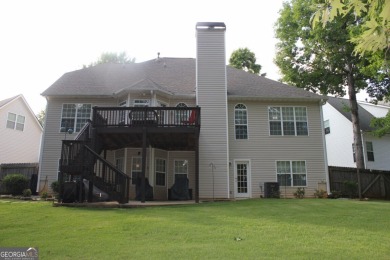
<box><xmin>0</xmin><ymin>94</ymin><xmax>43</xmax><ymax>164</ymax></box>
<box><xmin>38</xmin><ymin>22</ymin><xmax>328</xmax><ymax>202</ymax></box>
<box><xmin>322</xmin><ymin>97</ymin><xmax>390</xmax><ymax>171</ymax></box>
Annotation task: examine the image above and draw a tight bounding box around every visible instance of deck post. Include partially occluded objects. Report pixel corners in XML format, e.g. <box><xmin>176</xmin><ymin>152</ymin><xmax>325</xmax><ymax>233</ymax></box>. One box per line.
<box><xmin>195</xmin><ymin>131</ymin><xmax>200</xmax><ymax>203</ymax></box>
<box><xmin>141</xmin><ymin>127</ymin><xmax>147</xmax><ymax>203</ymax></box>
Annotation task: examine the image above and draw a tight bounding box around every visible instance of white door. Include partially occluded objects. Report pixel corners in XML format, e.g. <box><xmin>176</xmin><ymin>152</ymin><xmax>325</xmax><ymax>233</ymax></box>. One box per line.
<box><xmin>234</xmin><ymin>161</ymin><xmax>251</xmax><ymax>198</ymax></box>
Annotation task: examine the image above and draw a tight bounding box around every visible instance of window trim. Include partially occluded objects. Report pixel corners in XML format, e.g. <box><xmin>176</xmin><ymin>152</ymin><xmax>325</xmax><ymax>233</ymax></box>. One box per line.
<box><xmin>133</xmin><ymin>99</ymin><xmax>150</xmax><ymax>107</ymax></box>
<box><xmin>324</xmin><ymin>119</ymin><xmax>330</xmax><ymax>135</ymax></box>
<box><xmin>268</xmin><ymin>106</ymin><xmax>309</xmax><ymax>136</ymax></box>
<box><xmin>234</xmin><ymin>103</ymin><xmax>248</xmax><ymax>140</ymax></box>
<box><xmin>6</xmin><ymin>112</ymin><xmax>25</xmax><ymax>131</ymax></box>
<box><xmin>131</xmin><ymin>157</ymin><xmax>142</xmax><ymax>185</ymax></box>
<box><xmin>276</xmin><ymin>160</ymin><xmax>307</xmax><ymax>187</ymax></box>
<box><xmin>173</xmin><ymin>159</ymin><xmax>188</xmax><ymax>182</ymax></box>
<box><xmin>59</xmin><ymin>103</ymin><xmax>92</xmax><ymax>133</ymax></box>
<box><xmin>155</xmin><ymin>158</ymin><xmax>167</xmax><ymax>187</ymax></box>
<box><xmin>366</xmin><ymin>141</ymin><xmax>375</xmax><ymax>162</ymax></box>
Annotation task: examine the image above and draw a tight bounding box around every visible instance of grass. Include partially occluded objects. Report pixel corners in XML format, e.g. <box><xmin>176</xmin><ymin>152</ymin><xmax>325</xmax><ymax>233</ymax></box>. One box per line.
<box><xmin>1</xmin><ymin>199</ymin><xmax>390</xmax><ymax>259</ymax></box>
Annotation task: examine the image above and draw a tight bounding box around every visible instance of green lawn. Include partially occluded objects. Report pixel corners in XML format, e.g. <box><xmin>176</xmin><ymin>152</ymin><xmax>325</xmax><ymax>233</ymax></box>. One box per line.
<box><xmin>1</xmin><ymin>199</ymin><xmax>390</xmax><ymax>259</ymax></box>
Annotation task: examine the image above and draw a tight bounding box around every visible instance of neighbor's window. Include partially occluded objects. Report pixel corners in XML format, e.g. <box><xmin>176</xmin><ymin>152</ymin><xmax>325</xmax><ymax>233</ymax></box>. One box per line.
<box><xmin>366</xmin><ymin>142</ymin><xmax>375</xmax><ymax>161</ymax></box>
<box><xmin>155</xmin><ymin>158</ymin><xmax>166</xmax><ymax>186</ymax></box>
<box><xmin>133</xmin><ymin>99</ymin><xmax>150</xmax><ymax>107</ymax></box>
<box><xmin>174</xmin><ymin>160</ymin><xmax>188</xmax><ymax>180</ymax></box>
<box><xmin>268</xmin><ymin>107</ymin><xmax>308</xmax><ymax>136</ymax></box>
<box><xmin>352</xmin><ymin>144</ymin><xmax>356</xmax><ymax>162</ymax></box>
<box><xmin>235</xmin><ymin>104</ymin><xmax>248</xmax><ymax>139</ymax></box>
<box><xmin>60</xmin><ymin>104</ymin><xmax>92</xmax><ymax>133</ymax></box>
<box><xmin>324</xmin><ymin>120</ymin><xmax>330</xmax><ymax>134</ymax></box>
<box><xmin>6</xmin><ymin>112</ymin><xmax>25</xmax><ymax>131</ymax></box>
<box><xmin>131</xmin><ymin>157</ymin><xmax>142</xmax><ymax>185</ymax></box>
<box><xmin>276</xmin><ymin>161</ymin><xmax>307</xmax><ymax>187</ymax></box>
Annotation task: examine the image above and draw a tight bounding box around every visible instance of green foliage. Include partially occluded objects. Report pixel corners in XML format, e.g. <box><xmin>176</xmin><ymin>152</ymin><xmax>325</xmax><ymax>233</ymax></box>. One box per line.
<box><xmin>40</xmin><ymin>191</ymin><xmax>48</xmax><ymax>199</ymax></box>
<box><xmin>293</xmin><ymin>187</ymin><xmax>305</xmax><ymax>198</ymax></box>
<box><xmin>344</xmin><ymin>180</ymin><xmax>358</xmax><ymax>198</ymax></box>
<box><xmin>50</xmin><ymin>181</ymin><xmax>60</xmax><ymax>194</ymax></box>
<box><xmin>311</xmin><ymin>0</ymin><xmax>390</xmax><ymax>55</ymax></box>
<box><xmin>370</xmin><ymin>111</ymin><xmax>390</xmax><ymax>137</ymax></box>
<box><xmin>314</xmin><ymin>189</ymin><xmax>328</xmax><ymax>198</ymax></box>
<box><xmin>36</xmin><ymin>109</ymin><xmax>45</xmax><ymax>127</ymax></box>
<box><xmin>3</xmin><ymin>174</ymin><xmax>29</xmax><ymax>195</ymax></box>
<box><xmin>229</xmin><ymin>48</ymin><xmax>262</xmax><ymax>74</ymax></box>
<box><xmin>84</xmin><ymin>51</ymin><xmax>135</xmax><ymax>68</ymax></box>
<box><xmin>22</xmin><ymin>189</ymin><xmax>32</xmax><ymax>197</ymax></box>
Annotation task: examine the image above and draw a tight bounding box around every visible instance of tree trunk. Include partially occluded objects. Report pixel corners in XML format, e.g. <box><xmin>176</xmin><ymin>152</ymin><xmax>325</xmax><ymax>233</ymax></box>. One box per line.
<box><xmin>347</xmin><ymin>71</ymin><xmax>363</xmax><ymax>199</ymax></box>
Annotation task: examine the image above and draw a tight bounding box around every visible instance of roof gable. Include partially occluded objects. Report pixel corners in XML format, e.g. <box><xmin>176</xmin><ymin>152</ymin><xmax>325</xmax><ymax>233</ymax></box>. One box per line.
<box><xmin>326</xmin><ymin>97</ymin><xmax>375</xmax><ymax>131</ymax></box>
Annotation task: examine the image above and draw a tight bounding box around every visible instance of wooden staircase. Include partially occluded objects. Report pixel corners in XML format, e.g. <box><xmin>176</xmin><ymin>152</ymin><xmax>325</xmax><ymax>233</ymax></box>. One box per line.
<box><xmin>59</xmin><ymin>121</ymin><xmax>130</xmax><ymax>204</ymax></box>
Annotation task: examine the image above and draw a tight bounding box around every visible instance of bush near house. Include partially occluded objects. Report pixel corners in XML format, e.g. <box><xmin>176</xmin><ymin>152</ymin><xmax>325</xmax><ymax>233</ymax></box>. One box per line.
<box><xmin>3</xmin><ymin>174</ymin><xmax>29</xmax><ymax>195</ymax></box>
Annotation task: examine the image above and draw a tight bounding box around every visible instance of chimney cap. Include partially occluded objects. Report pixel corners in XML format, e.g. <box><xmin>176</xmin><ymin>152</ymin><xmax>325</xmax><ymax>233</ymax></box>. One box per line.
<box><xmin>196</xmin><ymin>22</ymin><xmax>226</xmax><ymax>31</ymax></box>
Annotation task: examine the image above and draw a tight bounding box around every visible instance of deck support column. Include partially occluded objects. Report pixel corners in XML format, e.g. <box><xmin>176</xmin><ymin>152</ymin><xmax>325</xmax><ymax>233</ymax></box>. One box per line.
<box><xmin>195</xmin><ymin>131</ymin><xmax>200</xmax><ymax>203</ymax></box>
<box><xmin>141</xmin><ymin>127</ymin><xmax>147</xmax><ymax>203</ymax></box>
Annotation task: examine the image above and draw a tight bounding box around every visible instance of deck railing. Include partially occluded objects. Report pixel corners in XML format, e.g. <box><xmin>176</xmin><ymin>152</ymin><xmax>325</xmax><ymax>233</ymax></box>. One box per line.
<box><xmin>92</xmin><ymin>106</ymin><xmax>200</xmax><ymax>128</ymax></box>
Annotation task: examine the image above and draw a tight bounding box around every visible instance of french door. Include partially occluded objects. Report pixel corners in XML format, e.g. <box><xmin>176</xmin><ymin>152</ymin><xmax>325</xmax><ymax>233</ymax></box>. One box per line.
<box><xmin>234</xmin><ymin>161</ymin><xmax>251</xmax><ymax>198</ymax></box>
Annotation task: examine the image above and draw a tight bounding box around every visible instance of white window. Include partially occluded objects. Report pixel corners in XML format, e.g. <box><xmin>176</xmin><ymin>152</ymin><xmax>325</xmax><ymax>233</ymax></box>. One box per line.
<box><xmin>6</xmin><ymin>112</ymin><xmax>25</xmax><ymax>131</ymax></box>
<box><xmin>324</xmin><ymin>120</ymin><xmax>330</xmax><ymax>134</ymax></box>
<box><xmin>174</xmin><ymin>160</ymin><xmax>188</xmax><ymax>180</ymax></box>
<box><xmin>155</xmin><ymin>158</ymin><xmax>166</xmax><ymax>186</ymax></box>
<box><xmin>131</xmin><ymin>157</ymin><xmax>142</xmax><ymax>185</ymax></box>
<box><xmin>115</xmin><ymin>149</ymin><xmax>125</xmax><ymax>172</ymax></box>
<box><xmin>133</xmin><ymin>99</ymin><xmax>150</xmax><ymax>107</ymax></box>
<box><xmin>268</xmin><ymin>107</ymin><xmax>308</xmax><ymax>136</ymax></box>
<box><xmin>366</xmin><ymin>142</ymin><xmax>375</xmax><ymax>161</ymax></box>
<box><xmin>276</xmin><ymin>161</ymin><xmax>307</xmax><ymax>187</ymax></box>
<box><xmin>235</xmin><ymin>104</ymin><xmax>248</xmax><ymax>139</ymax></box>
<box><xmin>60</xmin><ymin>104</ymin><xmax>92</xmax><ymax>133</ymax></box>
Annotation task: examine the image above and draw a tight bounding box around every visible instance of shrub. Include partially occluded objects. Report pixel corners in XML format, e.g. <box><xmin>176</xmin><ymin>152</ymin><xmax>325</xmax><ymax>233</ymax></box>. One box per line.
<box><xmin>293</xmin><ymin>187</ymin><xmax>305</xmax><ymax>199</ymax></box>
<box><xmin>328</xmin><ymin>190</ymin><xmax>342</xmax><ymax>199</ymax></box>
<box><xmin>3</xmin><ymin>174</ymin><xmax>29</xmax><ymax>195</ymax></box>
<box><xmin>314</xmin><ymin>189</ymin><xmax>327</xmax><ymax>198</ymax></box>
<box><xmin>22</xmin><ymin>189</ymin><xmax>32</xmax><ymax>197</ymax></box>
<box><xmin>50</xmin><ymin>181</ymin><xmax>60</xmax><ymax>194</ymax></box>
<box><xmin>41</xmin><ymin>192</ymin><xmax>48</xmax><ymax>199</ymax></box>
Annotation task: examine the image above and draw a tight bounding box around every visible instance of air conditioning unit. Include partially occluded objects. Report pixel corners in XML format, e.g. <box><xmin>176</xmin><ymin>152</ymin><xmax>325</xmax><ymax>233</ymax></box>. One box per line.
<box><xmin>264</xmin><ymin>182</ymin><xmax>280</xmax><ymax>198</ymax></box>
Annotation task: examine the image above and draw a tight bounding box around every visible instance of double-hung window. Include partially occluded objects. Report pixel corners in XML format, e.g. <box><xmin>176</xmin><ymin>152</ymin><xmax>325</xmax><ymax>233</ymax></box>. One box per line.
<box><xmin>174</xmin><ymin>160</ymin><xmax>188</xmax><ymax>181</ymax></box>
<box><xmin>155</xmin><ymin>158</ymin><xmax>166</xmax><ymax>186</ymax></box>
<box><xmin>6</xmin><ymin>112</ymin><xmax>25</xmax><ymax>131</ymax></box>
<box><xmin>276</xmin><ymin>161</ymin><xmax>307</xmax><ymax>186</ymax></box>
<box><xmin>268</xmin><ymin>107</ymin><xmax>308</xmax><ymax>136</ymax></box>
<box><xmin>366</xmin><ymin>142</ymin><xmax>375</xmax><ymax>161</ymax></box>
<box><xmin>235</xmin><ymin>104</ymin><xmax>248</xmax><ymax>139</ymax></box>
<box><xmin>131</xmin><ymin>157</ymin><xmax>142</xmax><ymax>185</ymax></box>
<box><xmin>60</xmin><ymin>104</ymin><xmax>92</xmax><ymax>133</ymax></box>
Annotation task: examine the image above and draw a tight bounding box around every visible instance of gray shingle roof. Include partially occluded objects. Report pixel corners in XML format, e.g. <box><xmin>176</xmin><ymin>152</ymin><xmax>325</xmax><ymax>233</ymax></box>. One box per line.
<box><xmin>326</xmin><ymin>97</ymin><xmax>375</xmax><ymax>131</ymax></box>
<box><xmin>0</xmin><ymin>95</ymin><xmax>19</xmax><ymax>108</ymax></box>
<box><xmin>41</xmin><ymin>58</ymin><xmax>323</xmax><ymax>100</ymax></box>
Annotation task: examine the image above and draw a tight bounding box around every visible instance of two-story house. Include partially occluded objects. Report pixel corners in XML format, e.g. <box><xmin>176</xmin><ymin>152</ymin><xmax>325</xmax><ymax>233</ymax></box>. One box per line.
<box><xmin>322</xmin><ymin>97</ymin><xmax>390</xmax><ymax>171</ymax></box>
<box><xmin>0</xmin><ymin>94</ymin><xmax>43</xmax><ymax>164</ymax></box>
<box><xmin>38</xmin><ymin>22</ymin><xmax>328</xmax><ymax>202</ymax></box>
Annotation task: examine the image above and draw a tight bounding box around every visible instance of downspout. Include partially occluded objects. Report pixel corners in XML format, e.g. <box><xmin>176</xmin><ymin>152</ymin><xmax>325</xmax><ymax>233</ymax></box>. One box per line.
<box><xmin>319</xmin><ymin>99</ymin><xmax>330</xmax><ymax>194</ymax></box>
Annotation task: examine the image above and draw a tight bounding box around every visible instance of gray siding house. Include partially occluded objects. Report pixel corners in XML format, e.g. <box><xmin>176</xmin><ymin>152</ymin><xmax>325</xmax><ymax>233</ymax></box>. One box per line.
<box><xmin>38</xmin><ymin>22</ymin><xmax>328</xmax><ymax>202</ymax></box>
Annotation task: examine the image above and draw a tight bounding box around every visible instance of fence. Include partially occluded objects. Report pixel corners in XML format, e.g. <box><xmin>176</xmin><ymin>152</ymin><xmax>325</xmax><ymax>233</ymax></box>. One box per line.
<box><xmin>0</xmin><ymin>163</ymin><xmax>39</xmax><ymax>194</ymax></box>
<box><xmin>328</xmin><ymin>166</ymin><xmax>390</xmax><ymax>199</ymax></box>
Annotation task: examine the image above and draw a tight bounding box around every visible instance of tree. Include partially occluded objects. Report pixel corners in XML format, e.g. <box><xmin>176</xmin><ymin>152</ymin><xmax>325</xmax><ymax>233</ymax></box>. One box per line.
<box><xmin>36</xmin><ymin>109</ymin><xmax>45</xmax><ymax>127</ymax></box>
<box><xmin>311</xmin><ymin>0</ymin><xmax>390</xmax><ymax>56</ymax></box>
<box><xmin>371</xmin><ymin>111</ymin><xmax>390</xmax><ymax>137</ymax></box>
<box><xmin>84</xmin><ymin>51</ymin><xmax>135</xmax><ymax>67</ymax></box>
<box><xmin>229</xmin><ymin>48</ymin><xmax>264</xmax><ymax>75</ymax></box>
<box><xmin>274</xmin><ymin>0</ymin><xmax>388</xmax><ymax>198</ymax></box>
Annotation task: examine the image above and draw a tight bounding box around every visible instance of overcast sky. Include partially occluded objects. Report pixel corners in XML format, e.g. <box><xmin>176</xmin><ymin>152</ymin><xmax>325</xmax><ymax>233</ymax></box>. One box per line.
<box><xmin>0</xmin><ymin>0</ymin><xmax>289</xmax><ymax>113</ymax></box>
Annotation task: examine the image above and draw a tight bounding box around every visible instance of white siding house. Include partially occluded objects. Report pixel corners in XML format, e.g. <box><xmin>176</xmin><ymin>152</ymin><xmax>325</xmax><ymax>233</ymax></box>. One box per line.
<box><xmin>0</xmin><ymin>94</ymin><xmax>43</xmax><ymax>164</ymax></box>
<box><xmin>322</xmin><ymin>97</ymin><xmax>390</xmax><ymax>171</ymax></box>
<box><xmin>38</xmin><ymin>22</ymin><xmax>328</xmax><ymax>201</ymax></box>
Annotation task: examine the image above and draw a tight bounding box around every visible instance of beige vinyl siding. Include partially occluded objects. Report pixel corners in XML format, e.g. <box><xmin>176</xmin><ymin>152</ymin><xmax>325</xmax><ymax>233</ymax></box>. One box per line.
<box><xmin>196</xmin><ymin>28</ymin><xmax>229</xmax><ymax>199</ymax></box>
<box><xmin>38</xmin><ymin>97</ymin><xmax>117</xmax><ymax>192</ymax></box>
<box><xmin>228</xmin><ymin>100</ymin><xmax>327</xmax><ymax>198</ymax></box>
<box><xmin>0</xmin><ymin>97</ymin><xmax>42</xmax><ymax>164</ymax></box>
